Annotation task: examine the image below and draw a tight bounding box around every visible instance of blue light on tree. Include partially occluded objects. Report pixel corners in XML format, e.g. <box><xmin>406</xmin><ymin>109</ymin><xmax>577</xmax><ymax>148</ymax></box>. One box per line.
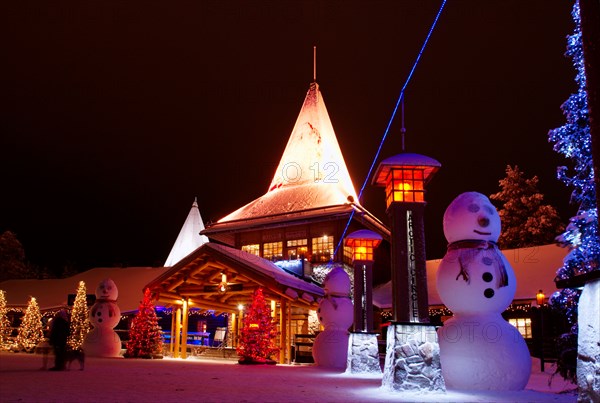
<box><xmin>548</xmin><ymin>0</ymin><xmax>599</xmax><ymax>324</ymax></box>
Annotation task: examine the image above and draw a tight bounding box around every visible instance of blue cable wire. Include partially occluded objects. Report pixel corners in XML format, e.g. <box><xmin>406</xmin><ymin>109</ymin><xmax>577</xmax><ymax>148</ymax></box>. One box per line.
<box><xmin>332</xmin><ymin>0</ymin><xmax>448</xmax><ymax>260</ymax></box>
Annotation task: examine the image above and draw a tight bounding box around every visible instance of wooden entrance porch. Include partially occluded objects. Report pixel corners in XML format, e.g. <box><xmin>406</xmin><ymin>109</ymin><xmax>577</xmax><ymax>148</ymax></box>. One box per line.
<box><xmin>145</xmin><ymin>243</ymin><xmax>324</xmax><ymax>363</ymax></box>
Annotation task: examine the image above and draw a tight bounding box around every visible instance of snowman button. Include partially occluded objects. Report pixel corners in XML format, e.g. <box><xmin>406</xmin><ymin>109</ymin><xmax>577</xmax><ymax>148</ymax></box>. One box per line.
<box><xmin>482</xmin><ymin>257</ymin><xmax>494</xmax><ymax>266</ymax></box>
<box><xmin>484</xmin><ymin>288</ymin><xmax>495</xmax><ymax>298</ymax></box>
<box><xmin>482</xmin><ymin>272</ymin><xmax>493</xmax><ymax>282</ymax></box>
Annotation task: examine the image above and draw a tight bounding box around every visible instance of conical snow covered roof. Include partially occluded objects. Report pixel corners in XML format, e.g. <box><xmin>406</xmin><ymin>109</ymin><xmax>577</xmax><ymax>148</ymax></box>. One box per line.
<box><xmin>164</xmin><ymin>198</ymin><xmax>209</xmax><ymax>267</ymax></box>
<box><xmin>218</xmin><ymin>82</ymin><xmax>358</xmax><ymax>223</ymax></box>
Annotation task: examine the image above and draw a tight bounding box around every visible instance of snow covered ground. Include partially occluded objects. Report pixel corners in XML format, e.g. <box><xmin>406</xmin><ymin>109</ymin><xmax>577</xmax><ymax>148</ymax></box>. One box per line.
<box><xmin>0</xmin><ymin>352</ymin><xmax>577</xmax><ymax>402</ymax></box>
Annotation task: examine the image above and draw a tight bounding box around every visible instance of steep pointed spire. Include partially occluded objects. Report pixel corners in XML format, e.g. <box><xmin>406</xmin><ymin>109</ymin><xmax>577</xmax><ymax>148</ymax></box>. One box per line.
<box><xmin>218</xmin><ymin>82</ymin><xmax>358</xmax><ymax>222</ymax></box>
<box><xmin>164</xmin><ymin>198</ymin><xmax>209</xmax><ymax>267</ymax></box>
<box><xmin>268</xmin><ymin>82</ymin><xmax>357</xmax><ymax>197</ymax></box>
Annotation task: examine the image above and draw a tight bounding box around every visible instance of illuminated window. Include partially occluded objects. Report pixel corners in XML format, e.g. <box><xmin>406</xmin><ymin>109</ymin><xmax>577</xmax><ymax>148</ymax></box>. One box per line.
<box><xmin>508</xmin><ymin>318</ymin><xmax>532</xmax><ymax>339</ymax></box>
<box><xmin>311</xmin><ymin>236</ymin><xmax>334</xmax><ymax>262</ymax></box>
<box><xmin>263</xmin><ymin>242</ymin><xmax>283</xmax><ymax>261</ymax></box>
<box><xmin>385</xmin><ymin>168</ymin><xmax>425</xmax><ymax>206</ymax></box>
<box><xmin>343</xmin><ymin>245</ymin><xmax>353</xmax><ymax>264</ymax></box>
<box><xmin>241</xmin><ymin>244</ymin><xmax>260</xmax><ymax>256</ymax></box>
<box><xmin>351</xmin><ymin>239</ymin><xmax>377</xmax><ymax>261</ymax></box>
<box><xmin>287</xmin><ymin>239</ymin><xmax>307</xmax><ymax>260</ymax></box>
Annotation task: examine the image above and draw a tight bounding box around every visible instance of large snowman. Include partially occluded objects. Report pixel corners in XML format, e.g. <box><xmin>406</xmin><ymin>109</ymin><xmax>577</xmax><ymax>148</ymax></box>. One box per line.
<box><xmin>312</xmin><ymin>266</ymin><xmax>353</xmax><ymax>369</ymax></box>
<box><xmin>436</xmin><ymin>192</ymin><xmax>530</xmax><ymax>390</ymax></box>
<box><xmin>83</xmin><ymin>278</ymin><xmax>122</xmax><ymax>357</ymax></box>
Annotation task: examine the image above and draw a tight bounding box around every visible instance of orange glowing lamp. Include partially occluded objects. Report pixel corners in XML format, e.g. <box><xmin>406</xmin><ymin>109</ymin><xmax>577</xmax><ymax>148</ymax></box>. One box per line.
<box><xmin>218</xmin><ymin>273</ymin><xmax>228</xmax><ymax>293</ymax></box>
<box><xmin>249</xmin><ymin>322</ymin><xmax>260</xmax><ymax>330</ymax></box>
<box><xmin>345</xmin><ymin>230</ymin><xmax>383</xmax><ymax>262</ymax></box>
<box><xmin>536</xmin><ymin>290</ymin><xmax>545</xmax><ymax>306</ymax></box>
<box><xmin>372</xmin><ymin>153</ymin><xmax>441</xmax><ymax>208</ymax></box>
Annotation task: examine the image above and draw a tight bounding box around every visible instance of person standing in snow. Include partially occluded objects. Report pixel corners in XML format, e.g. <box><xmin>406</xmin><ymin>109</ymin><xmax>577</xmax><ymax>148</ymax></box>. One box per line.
<box><xmin>48</xmin><ymin>309</ymin><xmax>70</xmax><ymax>371</ymax></box>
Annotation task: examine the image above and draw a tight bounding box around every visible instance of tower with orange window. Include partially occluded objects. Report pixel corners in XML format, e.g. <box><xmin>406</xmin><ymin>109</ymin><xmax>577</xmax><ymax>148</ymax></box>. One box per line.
<box><xmin>372</xmin><ymin>153</ymin><xmax>440</xmax><ymax>323</ymax></box>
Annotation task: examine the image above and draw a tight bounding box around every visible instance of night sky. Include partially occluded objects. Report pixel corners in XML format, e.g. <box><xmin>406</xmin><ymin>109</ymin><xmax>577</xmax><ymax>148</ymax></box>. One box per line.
<box><xmin>1</xmin><ymin>1</ymin><xmax>577</xmax><ymax>274</ymax></box>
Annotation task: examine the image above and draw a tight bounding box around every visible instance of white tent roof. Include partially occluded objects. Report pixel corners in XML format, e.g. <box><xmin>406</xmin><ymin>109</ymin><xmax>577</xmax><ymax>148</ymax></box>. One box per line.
<box><xmin>218</xmin><ymin>82</ymin><xmax>359</xmax><ymax>223</ymax></box>
<box><xmin>164</xmin><ymin>198</ymin><xmax>209</xmax><ymax>267</ymax></box>
<box><xmin>372</xmin><ymin>243</ymin><xmax>568</xmax><ymax>308</ymax></box>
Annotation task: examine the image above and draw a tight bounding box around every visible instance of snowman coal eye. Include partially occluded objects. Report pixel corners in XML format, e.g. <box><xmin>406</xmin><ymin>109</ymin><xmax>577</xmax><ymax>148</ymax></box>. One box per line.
<box><xmin>483</xmin><ymin>205</ymin><xmax>494</xmax><ymax>215</ymax></box>
<box><xmin>467</xmin><ymin>204</ymin><xmax>480</xmax><ymax>213</ymax></box>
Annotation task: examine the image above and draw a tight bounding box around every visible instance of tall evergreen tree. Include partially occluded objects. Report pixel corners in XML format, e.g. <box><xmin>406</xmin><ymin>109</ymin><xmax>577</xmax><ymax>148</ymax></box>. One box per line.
<box><xmin>548</xmin><ymin>0</ymin><xmax>599</xmax><ymax>324</ymax></box>
<box><xmin>547</xmin><ymin>0</ymin><xmax>599</xmax><ymax>386</ymax></box>
<box><xmin>490</xmin><ymin>165</ymin><xmax>564</xmax><ymax>248</ymax></box>
<box><xmin>0</xmin><ymin>231</ymin><xmax>51</xmax><ymax>280</ymax></box>
<box><xmin>67</xmin><ymin>281</ymin><xmax>91</xmax><ymax>350</ymax></box>
<box><xmin>0</xmin><ymin>290</ymin><xmax>12</xmax><ymax>350</ymax></box>
<box><xmin>125</xmin><ymin>288</ymin><xmax>163</xmax><ymax>358</ymax></box>
<box><xmin>16</xmin><ymin>297</ymin><xmax>44</xmax><ymax>352</ymax></box>
<box><xmin>0</xmin><ymin>231</ymin><xmax>27</xmax><ymax>282</ymax></box>
<box><xmin>237</xmin><ymin>288</ymin><xmax>278</xmax><ymax>364</ymax></box>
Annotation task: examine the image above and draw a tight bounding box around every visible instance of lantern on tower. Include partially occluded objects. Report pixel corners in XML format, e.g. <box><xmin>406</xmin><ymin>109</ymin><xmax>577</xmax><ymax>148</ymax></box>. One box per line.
<box><xmin>345</xmin><ymin>230</ymin><xmax>382</xmax><ymax>332</ymax></box>
<box><xmin>372</xmin><ymin>151</ymin><xmax>445</xmax><ymax>391</ymax></box>
<box><xmin>373</xmin><ymin>153</ymin><xmax>440</xmax><ymax>208</ymax></box>
<box><xmin>372</xmin><ymin>152</ymin><xmax>440</xmax><ymax>323</ymax></box>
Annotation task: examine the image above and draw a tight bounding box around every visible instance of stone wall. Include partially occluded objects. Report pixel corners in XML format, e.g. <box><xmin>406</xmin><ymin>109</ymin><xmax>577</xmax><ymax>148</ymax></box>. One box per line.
<box><xmin>346</xmin><ymin>332</ymin><xmax>381</xmax><ymax>374</ymax></box>
<box><xmin>382</xmin><ymin>323</ymin><xmax>445</xmax><ymax>392</ymax></box>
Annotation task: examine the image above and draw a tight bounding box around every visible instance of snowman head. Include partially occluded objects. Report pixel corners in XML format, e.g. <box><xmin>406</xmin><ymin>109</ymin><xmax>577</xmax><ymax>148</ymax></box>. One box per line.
<box><xmin>323</xmin><ymin>267</ymin><xmax>351</xmax><ymax>297</ymax></box>
<box><xmin>443</xmin><ymin>192</ymin><xmax>501</xmax><ymax>244</ymax></box>
<box><xmin>96</xmin><ymin>278</ymin><xmax>118</xmax><ymax>301</ymax></box>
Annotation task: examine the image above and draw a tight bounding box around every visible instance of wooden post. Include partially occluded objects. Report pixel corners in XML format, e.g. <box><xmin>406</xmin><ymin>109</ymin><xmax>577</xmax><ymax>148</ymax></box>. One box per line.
<box><xmin>231</xmin><ymin>312</ymin><xmax>237</xmax><ymax>348</ymax></box>
<box><xmin>181</xmin><ymin>299</ymin><xmax>189</xmax><ymax>359</ymax></box>
<box><xmin>174</xmin><ymin>306</ymin><xmax>182</xmax><ymax>358</ymax></box>
<box><xmin>170</xmin><ymin>309</ymin><xmax>176</xmax><ymax>355</ymax></box>
<box><xmin>287</xmin><ymin>303</ymin><xmax>292</xmax><ymax>364</ymax></box>
<box><xmin>279</xmin><ymin>299</ymin><xmax>288</xmax><ymax>364</ymax></box>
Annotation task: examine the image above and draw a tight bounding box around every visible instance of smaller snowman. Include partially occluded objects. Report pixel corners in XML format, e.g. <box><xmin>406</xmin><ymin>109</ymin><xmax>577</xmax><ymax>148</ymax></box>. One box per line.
<box><xmin>83</xmin><ymin>278</ymin><xmax>122</xmax><ymax>357</ymax></box>
<box><xmin>436</xmin><ymin>192</ymin><xmax>530</xmax><ymax>390</ymax></box>
<box><xmin>312</xmin><ymin>266</ymin><xmax>353</xmax><ymax>369</ymax></box>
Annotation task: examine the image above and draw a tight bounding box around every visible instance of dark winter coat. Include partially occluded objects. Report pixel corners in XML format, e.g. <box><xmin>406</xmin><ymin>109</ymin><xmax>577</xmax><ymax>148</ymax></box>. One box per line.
<box><xmin>49</xmin><ymin>315</ymin><xmax>69</xmax><ymax>348</ymax></box>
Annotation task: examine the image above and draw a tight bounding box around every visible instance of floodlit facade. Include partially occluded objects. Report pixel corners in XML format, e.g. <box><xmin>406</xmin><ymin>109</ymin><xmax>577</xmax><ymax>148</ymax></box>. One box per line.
<box><xmin>148</xmin><ymin>81</ymin><xmax>390</xmax><ymax>363</ymax></box>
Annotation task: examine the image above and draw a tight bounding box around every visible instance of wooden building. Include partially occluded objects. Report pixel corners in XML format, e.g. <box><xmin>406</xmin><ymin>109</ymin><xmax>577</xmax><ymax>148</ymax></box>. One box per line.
<box><xmin>146</xmin><ymin>81</ymin><xmax>391</xmax><ymax>363</ymax></box>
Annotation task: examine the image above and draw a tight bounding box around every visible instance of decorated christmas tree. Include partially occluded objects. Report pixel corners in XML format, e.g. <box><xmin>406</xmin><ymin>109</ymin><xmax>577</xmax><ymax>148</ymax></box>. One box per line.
<box><xmin>547</xmin><ymin>0</ymin><xmax>599</xmax><ymax>385</ymax></box>
<box><xmin>125</xmin><ymin>288</ymin><xmax>163</xmax><ymax>358</ymax></box>
<box><xmin>237</xmin><ymin>288</ymin><xmax>278</xmax><ymax>364</ymax></box>
<box><xmin>16</xmin><ymin>297</ymin><xmax>44</xmax><ymax>352</ymax></box>
<box><xmin>548</xmin><ymin>0</ymin><xmax>599</xmax><ymax>324</ymax></box>
<box><xmin>0</xmin><ymin>290</ymin><xmax>12</xmax><ymax>350</ymax></box>
<box><xmin>67</xmin><ymin>281</ymin><xmax>91</xmax><ymax>351</ymax></box>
